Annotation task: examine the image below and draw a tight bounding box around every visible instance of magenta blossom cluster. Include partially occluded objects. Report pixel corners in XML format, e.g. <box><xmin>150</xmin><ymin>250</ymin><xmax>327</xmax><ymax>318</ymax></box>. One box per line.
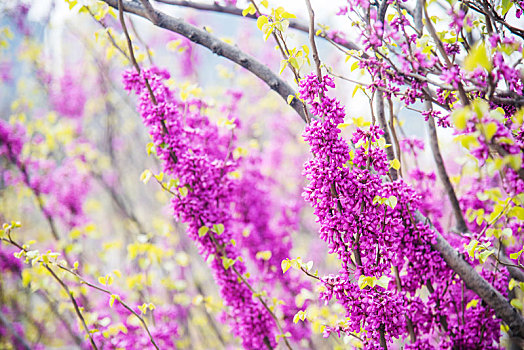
<box><xmin>299</xmin><ymin>73</ymin><xmax>508</xmax><ymax>348</ymax></box>
<box><xmin>122</xmin><ymin>66</ymin><xmax>275</xmax><ymax>349</ymax></box>
<box><xmin>232</xmin><ymin>153</ymin><xmax>310</xmax><ymax>340</ymax></box>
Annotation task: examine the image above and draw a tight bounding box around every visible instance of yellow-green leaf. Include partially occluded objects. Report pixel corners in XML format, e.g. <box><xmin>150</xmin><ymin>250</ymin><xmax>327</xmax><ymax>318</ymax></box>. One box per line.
<box><xmin>464</xmin><ymin>42</ymin><xmax>492</xmax><ymax>72</ymax></box>
<box><xmin>179</xmin><ymin>186</ymin><xmax>189</xmax><ymax>197</ymax></box>
<box><xmin>257</xmin><ymin>16</ymin><xmax>268</xmax><ymax>31</ymax></box>
<box><xmin>281</xmin><ymin>259</ymin><xmax>291</xmax><ymax>274</ymax></box>
<box><xmin>511</xmin><ymin>298</ymin><xmax>523</xmax><ymax>310</ymax></box>
<box><xmin>466</xmin><ymin>299</ymin><xmax>479</xmax><ymax>309</ymax></box>
<box><xmin>452</xmin><ymin>108</ymin><xmax>468</xmax><ymax>130</ymax></box>
<box><xmin>484</xmin><ymin>122</ymin><xmax>498</xmax><ymax>141</ymax></box>
<box><xmin>140</xmin><ymin>169</ymin><xmax>153</xmax><ymax>184</ymax></box>
<box><xmin>198</xmin><ymin>226</ymin><xmax>209</xmax><ymax>237</ymax></box>
<box><xmin>213</xmin><ymin>223</ymin><xmax>225</xmax><ymax>235</ymax></box>
<box><xmin>390</xmin><ymin>159</ymin><xmax>401</xmax><ymax>170</ymax></box>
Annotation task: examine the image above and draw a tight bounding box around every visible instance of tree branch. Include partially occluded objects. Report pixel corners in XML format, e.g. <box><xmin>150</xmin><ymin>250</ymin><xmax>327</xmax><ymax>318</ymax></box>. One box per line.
<box><xmin>304</xmin><ymin>0</ymin><xmax>322</xmax><ymax>81</ymax></box>
<box><xmin>154</xmin><ymin>0</ymin><xmax>364</xmax><ymax>53</ymax></box>
<box><xmin>416</xmin><ymin>212</ymin><xmax>524</xmax><ymax>338</ymax></box>
<box><xmin>100</xmin><ymin>0</ymin><xmax>308</xmax><ymax>122</ymax></box>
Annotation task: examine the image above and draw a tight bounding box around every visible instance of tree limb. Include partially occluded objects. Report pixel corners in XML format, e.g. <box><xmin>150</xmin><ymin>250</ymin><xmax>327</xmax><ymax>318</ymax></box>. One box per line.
<box><xmin>154</xmin><ymin>0</ymin><xmax>364</xmax><ymax>53</ymax></box>
<box><xmin>426</xmin><ymin>218</ymin><xmax>524</xmax><ymax>338</ymax></box>
<box><xmin>100</xmin><ymin>0</ymin><xmax>308</xmax><ymax>122</ymax></box>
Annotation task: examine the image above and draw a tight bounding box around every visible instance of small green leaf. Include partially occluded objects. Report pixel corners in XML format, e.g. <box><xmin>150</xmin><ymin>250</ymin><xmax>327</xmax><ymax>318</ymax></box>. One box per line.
<box><xmin>502</xmin><ymin>0</ymin><xmax>513</xmax><ymax>15</ymax></box>
<box><xmin>242</xmin><ymin>3</ymin><xmax>256</xmax><ymax>16</ymax></box>
<box><xmin>484</xmin><ymin>122</ymin><xmax>498</xmax><ymax>141</ymax></box>
<box><xmin>279</xmin><ymin>59</ymin><xmax>287</xmax><ymax>75</ymax></box>
<box><xmin>390</xmin><ymin>159</ymin><xmax>401</xmax><ymax>170</ymax></box>
<box><xmin>478</xmin><ymin>249</ymin><xmax>493</xmax><ymax>264</ymax></box>
<box><xmin>257</xmin><ymin>16</ymin><xmax>268</xmax><ymax>31</ymax></box>
<box><xmin>466</xmin><ymin>298</ymin><xmax>479</xmax><ymax>309</ymax></box>
<box><xmin>465</xmin><ymin>239</ymin><xmax>479</xmax><ymax>259</ymax></box>
<box><xmin>179</xmin><ymin>186</ymin><xmax>188</xmax><ymax>197</ymax></box>
<box><xmin>140</xmin><ymin>169</ymin><xmax>153</xmax><ymax>184</ymax></box>
<box><xmin>198</xmin><ymin>226</ymin><xmax>209</xmax><ymax>237</ymax></box>
<box><xmin>464</xmin><ymin>42</ymin><xmax>492</xmax><ymax>72</ymax></box>
<box><xmin>385</xmin><ymin>196</ymin><xmax>398</xmax><ymax>210</ymax></box>
<box><xmin>146</xmin><ymin>142</ymin><xmax>155</xmax><ymax>155</ymax></box>
<box><xmin>293</xmin><ymin>311</ymin><xmax>307</xmax><ymax>323</ymax></box>
<box><xmin>281</xmin><ymin>259</ymin><xmax>291</xmax><ymax>274</ymax></box>
<box><xmin>222</xmin><ymin>257</ymin><xmax>236</xmax><ymax>270</ymax></box>
<box><xmin>357</xmin><ymin>275</ymin><xmax>376</xmax><ymax>289</ymax></box>
<box><xmin>109</xmin><ymin>294</ymin><xmax>119</xmax><ymax>308</ymax></box>
<box><xmin>510</xmin><ymin>249</ymin><xmax>523</xmax><ymax>260</ymax></box>
<box><xmin>213</xmin><ymin>223</ymin><xmax>225</xmax><ymax>235</ymax></box>
<box><xmin>452</xmin><ymin>108</ymin><xmax>468</xmax><ymax>130</ymax></box>
<box><xmin>511</xmin><ymin>298</ymin><xmax>523</xmax><ymax>310</ymax></box>
<box><xmin>305</xmin><ymin>260</ymin><xmax>313</xmax><ymax>271</ymax></box>
<box><xmin>281</xmin><ymin>11</ymin><xmax>296</xmax><ymax>19</ymax></box>
<box><xmin>508</xmin><ymin>206</ymin><xmax>524</xmax><ymax>220</ymax></box>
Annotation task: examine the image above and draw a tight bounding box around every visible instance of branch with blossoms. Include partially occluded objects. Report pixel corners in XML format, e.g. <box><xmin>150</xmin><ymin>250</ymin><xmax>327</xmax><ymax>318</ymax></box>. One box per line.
<box><xmin>111</xmin><ymin>2</ymin><xmax>309</xmax><ymax>348</ymax></box>
<box><xmin>33</xmin><ymin>0</ymin><xmax>523</xmax><ymax>348</ymax></box>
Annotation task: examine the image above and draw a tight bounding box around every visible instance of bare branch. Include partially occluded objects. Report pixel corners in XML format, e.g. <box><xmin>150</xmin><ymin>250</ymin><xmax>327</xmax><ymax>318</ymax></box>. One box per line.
<box><xmin>154</xmin><ymin>0</ymin><xmax>364</xmax><ymax>53</ymax></box>
<box><xmin>304</xmin><ymin>0</ymin><xmax>322</xmax><ymax>81</ymax></box>
<box><xmin>101</xmin><ymin>0</ymin><xmax>308</xmax><ymax>122</ymax></box>
<box><xmin>139</xmin><ymin>0</ymin><xmax>159</xmax><ymax>23</ymax></box>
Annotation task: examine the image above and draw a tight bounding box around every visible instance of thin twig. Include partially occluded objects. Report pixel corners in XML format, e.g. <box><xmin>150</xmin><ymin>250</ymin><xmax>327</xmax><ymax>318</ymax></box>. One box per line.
<box><xmin>304</xmin><ymin>0</ymin><xmax>322</xmax><ymax>82</ymax></box>
<box><xmin>424</xmin><ymin>100</ymin><xmax>468</xmax><ymax>232</ymax></box>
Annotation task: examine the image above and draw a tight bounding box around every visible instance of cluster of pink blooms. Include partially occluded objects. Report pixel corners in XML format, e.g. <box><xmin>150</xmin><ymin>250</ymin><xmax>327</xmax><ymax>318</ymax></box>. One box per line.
<box><xmin>299</xmin><ymin>73</ymin><xmax>509</xmax><ymax>348</ymax></box>
<box><xmin>233</xmin><ymin>153</ymin><xmax>310</xmax><ymax>340</ymax></box>
<box><xmin>123</xmin><ymin>66</ymin><xmax>276</xmax><ymax>349</ymax></box>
